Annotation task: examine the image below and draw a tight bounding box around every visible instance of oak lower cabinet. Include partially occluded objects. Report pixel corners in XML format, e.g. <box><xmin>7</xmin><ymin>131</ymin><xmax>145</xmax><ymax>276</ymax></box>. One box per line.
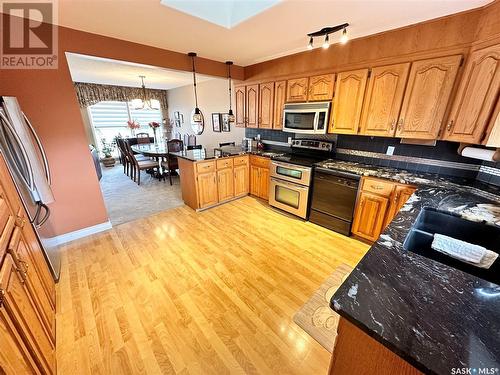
<box><xmin>352</xmin><ymin>177</ymin><xmax>416</xmax><ymax>242</ymax></box>
<box><xmin>197</xmin><ymin>170</ymin><xmax>219</xmax><ymax>208</ymax></box>
<box><xmin>249</xmin><ymin>156</ymin><xmax>270</xmax><ymax>200</ymax></box>
<box><xmin>217</xmin><ymin>164</ymin><xmax>234</xmax><ymax>203</ymax></box>
<box><xmin>234</xmin><ymin>160</ymin><xmax>249</xmax><ymax>197</ymax></box>
<box><xmin>443</xmin><ymin>44</ymin><xmax>500</xmax><ymax>143</ymax></box>
<box><xmin>329</xmin><ymin>69</ymin><xmax>369</xmax><ymax>134</ymax></box>
<box><xmin>396</xmin><ymin>55</ymin><xmax>461</xmax><ymax>139</ymax></box>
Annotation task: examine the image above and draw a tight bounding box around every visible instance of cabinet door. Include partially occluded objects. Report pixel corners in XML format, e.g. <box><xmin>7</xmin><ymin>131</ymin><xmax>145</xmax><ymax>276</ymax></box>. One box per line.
<box><xmin>259</xmin><ymin>82</ymin><xmax>274</xmax><ymax>129</ymax></box>
<box><xmin>330</xmin><ymin>69</ymin><xmax>369</xmax><ymax>134</ymax></box>
<box><xmin>444</xmin><ymin>45</ymin><xmax>500</xmax><ymax>143</ymax></box>
<box><xmin>485</xmin><ymin>99</ymin><xmax>500</xmax><ymax>147</ymax></box>
<box><xmin>246</xmin><ymin>84</ymin><xmax>259</xmax><ymax>128</ymax></box>
<box><xmin>197</xmin><ymin>172</ymin><xmax>218</xmax><ymax>208</ymax></box>
<box><xmin>396</xmin><ymin>55</ymin><xmax>461</xmax><ymax>139</ymax></box>
<box><xmin>8</xmin><ymin>226</ymin><xmax>55</xmax><ymax>344</ymax></box>
<box><xmin>250</xmin><ymin>165</ymin><xmax>260</xmax><ymax>197</ymax></box>
<box><xmin>0</xmin><ymin>255</ymin><xmax>55</xmax><ymax>374</ymax></box>
<box><xmin>259</xmin><ymin>167</ymin><xmax>270</xmax><ymax>200</ymax></box>
<box><xmin>383</xmin><ymin>185</ymin><xmax>416</xmax><ymax>229</ymax></box>
<box><xmin>235</xmin><ymin>86</ymin><xmax>246</xmax><ymax>128</ymax></box>
<box><xmin>360</xmin><ymin>63</ymin><xmax>410</xmax><ymax>137</ymax></box>
<box><xmin>0</xmin><ymin>188</ymin><xmax>16</xmax><ymax>261</ymax></box>
<box><xmin>217</xmin><ymin>168</ymin><xmax>234</xmax><ymax>202</ymax></box>
<box><xmin>308</xmin><ymin>74</ymin><xmax>335</xmax><ymax>101</ymax></box>
<box><xmin>273</xmin><ymin>80</ymin><xmax>286</xmax><ymax>129</ymax></box>
<box><xmin>351</xmin><ymin>192</ymin><xmax>389</xmax><ymax>242</ymax></box>
<box><xmin>234</xmin><ymin>165</ymin><xmax>249</xmax><ymax>197</ymax></box>
<box><xmin>286</xmin><ymin>77</ymin><xmax>309</xmax><ymax>102</ymax></box>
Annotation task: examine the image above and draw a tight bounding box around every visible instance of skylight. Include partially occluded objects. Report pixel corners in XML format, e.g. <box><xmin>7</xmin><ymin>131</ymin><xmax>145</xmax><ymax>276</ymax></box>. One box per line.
<box><xmin>160</xmin><ymin>0</ymin><xmax>281</xmax><ymax>29</ymax></box>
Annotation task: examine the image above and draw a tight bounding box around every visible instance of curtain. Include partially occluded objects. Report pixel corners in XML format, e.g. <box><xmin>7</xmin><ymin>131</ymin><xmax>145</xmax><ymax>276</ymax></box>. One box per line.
<box><xmin>73</xmin><ymin>81</ymin><xmax>172</xmax><ymax>139</ymax></box>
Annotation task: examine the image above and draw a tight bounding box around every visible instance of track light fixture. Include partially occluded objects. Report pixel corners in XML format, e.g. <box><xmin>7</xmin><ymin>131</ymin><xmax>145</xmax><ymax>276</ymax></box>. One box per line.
<box><xmin>306</xmin><ymin>23</ymin><xmax>349</xmax><ymax>50</ymax></box>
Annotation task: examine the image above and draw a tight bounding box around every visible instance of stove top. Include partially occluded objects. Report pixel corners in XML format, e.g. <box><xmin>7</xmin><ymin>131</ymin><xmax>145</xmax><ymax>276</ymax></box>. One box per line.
<box><xmin>270</xmin><ymin>138</ymin><xmax>335</xmax><ymax>167</ymax></box>
<box><xmin>272</xmin><ymin>153</ymin><xmax>329</xmax><ymax>167</ymax></box>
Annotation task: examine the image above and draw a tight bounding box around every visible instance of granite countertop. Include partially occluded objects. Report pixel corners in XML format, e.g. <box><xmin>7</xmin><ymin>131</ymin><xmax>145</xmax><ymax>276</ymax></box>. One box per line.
<box><xmin>321</xmin><ymin>160</ymin><xmax>500</xmax><ymax>375</ymax></box>
<box><xmin>173</xmin><ymin>145</ymin><xmax>286</xmax><ymax>162</ymax></box>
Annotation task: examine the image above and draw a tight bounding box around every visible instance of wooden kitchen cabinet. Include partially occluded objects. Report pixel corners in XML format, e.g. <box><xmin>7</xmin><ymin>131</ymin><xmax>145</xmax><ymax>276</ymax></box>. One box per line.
<box><xmin>329</xmin><ymin>68</ymin><xmax>369</xmax><ymax>134</ymax></box>
<box><xmin>443</xmin><ymin>44</ymin><xmax>500</xmax><ymax>143</ymax></box>
<box><xmin>360</xmin><ymin>63</ymin><xmax>410</xmax><ymax>137</ymax></box>
<box><xmin>307</xmin><ymin>74</ymin><xmax>335</xmax><ymax>101</ymax></box>
<box><xmin>250</xmin><ymin>156</ymin><xmax>270</xmax><ymax>200</ymax></box>
<box><xmin>0</xmin><ymin>255</ymin><xmax>55</xmax><ymax>374</ymax></box>
<box><xmin>273</xmin><ymin>80</ymin><xmax>286</xmax><ymax>129</ymax></box>
<box><xmin>286</xmin><ymin>77</ymin><xmax>309</xmax><ymax>102</ymax></box>
<box><xmin>217</xmin><ymin>168</ymin><xmax>234</xmax><ymax>202</ymax></box>
<box><xmin>258</xmin><ymin>82</ymin><xmax>274</xmax><ymax>129</ymax></box>
<box><xmin>352</xmin><ymin>177</ymin><xmax>416</xmax><ymax>242</ymax></box>
<box><xmin>234</xmin><ymin>156</ymin><xmax>249</xmax><ymax>197</ymax></box>
<box><xmin>197</xmin><ymin>171</ymin><xmax>218</xmax><ymax>208</ymax></box>
<box><xmin>485</xmin><ymin>98</ymin><xmax>500</xmax><ymax>147</ymax></box>
<box><xmin>235</xmin><ymin>85</ymin><xmax>246</xmax><ymax>127</ymax></box>
<box><xmin>246</xmin><ymin>84</ymin><xmax>259</xmax><ymax>128</ymax></box>
<box><xmin>396</xmin><ymin>55</ymin><xmax>461</xmax><ymax>139</ymax></box>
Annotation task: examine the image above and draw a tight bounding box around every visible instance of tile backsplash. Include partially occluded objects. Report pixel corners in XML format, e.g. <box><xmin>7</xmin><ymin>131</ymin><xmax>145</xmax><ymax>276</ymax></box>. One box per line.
<box><xmin>245</xmin><ymin>129</ymin><xmax>500</xmax><ymax>184</ymax></box>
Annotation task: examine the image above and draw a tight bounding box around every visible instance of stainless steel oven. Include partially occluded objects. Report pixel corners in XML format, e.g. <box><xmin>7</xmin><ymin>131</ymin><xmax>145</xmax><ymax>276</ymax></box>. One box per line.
<box><xmin>269</xmin><ymin>161</ymin><xmax>312</xmax><ymax>219</ymax></box>
<box><xmin>282</xmin><ymin>102</ymin><xmax>330</xmax><ymax>134</ymax></box>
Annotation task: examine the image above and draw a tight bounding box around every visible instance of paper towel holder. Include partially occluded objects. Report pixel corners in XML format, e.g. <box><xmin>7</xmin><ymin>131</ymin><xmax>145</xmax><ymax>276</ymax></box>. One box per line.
<box><xmin>458</xmin><ymin>143</ymin><xmax>500</xmax><ymax>162</ymax></box>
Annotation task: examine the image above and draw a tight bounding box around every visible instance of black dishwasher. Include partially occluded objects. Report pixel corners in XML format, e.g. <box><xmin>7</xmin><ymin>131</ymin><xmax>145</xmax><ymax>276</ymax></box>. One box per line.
<box><xmin>309</xmin><ymin>168</ymin><xmax>360</xmax><ymax>235</ymax></box>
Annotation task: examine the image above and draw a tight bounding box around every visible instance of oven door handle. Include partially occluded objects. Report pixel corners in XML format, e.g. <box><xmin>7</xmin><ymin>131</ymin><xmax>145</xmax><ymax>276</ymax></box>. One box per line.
<box><xmin>271</xmin><ymin>161</ymin><xmax>311</xmax><ymax>173</ymax></box>
<box><xmin>271</xmin><ymin>177</ymin><xmax>308</xmax><ymax>190</ymax></box>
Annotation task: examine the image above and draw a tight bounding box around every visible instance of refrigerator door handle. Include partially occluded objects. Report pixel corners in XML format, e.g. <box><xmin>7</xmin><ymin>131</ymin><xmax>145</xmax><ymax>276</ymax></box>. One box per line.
<box><xmin>0</xmin><ymin>110</ymin><xmax>36</xmax><ymax>191</ymax></box>
<box><xmin>23</xmin><ymin>112</ymin><xmax>51</xmax><ymax>185</ymax></box>
<box><xmin>35</xmin><ymin>203</ymin><xmax>50</xmax><ymax>228</ymax></box>
<box><xmin>31</xmin><ymin>202</ymin><xmax>42</xmax><ymax>225</ymax></box>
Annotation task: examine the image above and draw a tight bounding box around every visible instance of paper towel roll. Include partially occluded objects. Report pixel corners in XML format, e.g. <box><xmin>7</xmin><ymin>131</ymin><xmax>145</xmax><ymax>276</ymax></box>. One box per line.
<box><xmin>460</xmin><ymin>147</ymin><xmax>498</xmax><ymax>161</ymax></box>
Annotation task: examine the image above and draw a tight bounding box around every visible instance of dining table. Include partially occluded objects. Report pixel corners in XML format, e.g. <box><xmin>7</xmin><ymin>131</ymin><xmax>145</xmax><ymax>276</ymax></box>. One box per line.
<box><xmin>131</xmin><ymin>143</ymin><xmax>175</xmax><ymax>179</ymax></box>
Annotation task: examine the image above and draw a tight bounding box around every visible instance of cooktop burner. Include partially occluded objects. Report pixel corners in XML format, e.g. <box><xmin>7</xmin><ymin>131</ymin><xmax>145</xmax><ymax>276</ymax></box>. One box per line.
<box><xmin>272</xmin><ymin>154</ymin><xmax>328</xmax><ymax>167</ymax></box>
<box><xmin>270</xmin><ymin>138</ymin><xmax>336</xmax><ymax>167</ymax></box>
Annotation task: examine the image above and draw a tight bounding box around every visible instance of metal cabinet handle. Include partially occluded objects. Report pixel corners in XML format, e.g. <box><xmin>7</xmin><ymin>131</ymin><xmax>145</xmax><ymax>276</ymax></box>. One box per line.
<box><xmin>398</xmin><ymin>118</ymin><xmax>404</xmax><ymax>131</ymax></box>
<box><xmin>390</xmin><ymin>119</ymin><xmax>396</xmax><ymax>131</ymax></box>
<box><xmin>447</xmin><ymin>120</ymin><xmax>454</xmax><ymax>131</ymax></box>
<box><xmin>370</xmin><ymin>184</ymin><xmax>384</xmax><ymax>190</ymax></box>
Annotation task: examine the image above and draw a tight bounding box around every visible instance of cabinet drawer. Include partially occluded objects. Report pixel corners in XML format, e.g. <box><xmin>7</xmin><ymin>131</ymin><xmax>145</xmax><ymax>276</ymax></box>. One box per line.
<box><xmin>196</xmin><ymin>161</ymin><xmax>216</xmax><ymax>174</ymax></box>
<box><xmin>233</xmin><ymin>155</ymin><xmax>249</xmax><ymax>166</ymax></box>
<box><xmin>216</xmin><ymin>158</ymin><xmax>234</xmax><ymax>170</ymax></box>
<box><xmin>250</xmin><ymin>155</ymin><xmax>270</xmax><ymax>169</ymax></box>
<box><xmin>361</xmin><ymin>177</ymin><xmax>394</xmax><ymax>197</ymax></box>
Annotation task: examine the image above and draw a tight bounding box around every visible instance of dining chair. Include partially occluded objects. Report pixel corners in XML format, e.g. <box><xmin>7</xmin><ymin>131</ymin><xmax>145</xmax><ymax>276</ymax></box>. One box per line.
<box><xmin>162</xmin><ymin>139</ymin><xmax>183</xmax><ymax>185</ymax></box>
<box><xmin>136</xmin><ymin>132</ymin><xmax>150</xmax><ymax>144</ymax></box>
<box><xmin>186</xmin><ymin>145</ymin><xmax>202</xmax><ymax>150</ymax></box>
<box><xmin>219</xmin><ymin>142</ymin><xmax>235</xmax><ymax>147</ymax></box>
<box><xmin>123</xmin><ymin>141</ymin><xmax>158</xmax><ymax>185</ymax></box>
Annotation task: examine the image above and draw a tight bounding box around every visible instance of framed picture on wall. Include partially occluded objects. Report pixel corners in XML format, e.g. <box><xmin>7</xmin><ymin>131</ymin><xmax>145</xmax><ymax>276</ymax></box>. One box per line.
<box><xmin>174</xmin><ymin>111</ymin><xmax>180</xmax><ymax>120</ymax></box>
<box><xmin>175</xmin><ymin>120</ymin><xmax>181</xmax><ymax>127</ymax></box>
<box><xmin>221</xmin><ymin>114</ymin><xmax>230</xmax><ymax>132</ymax></box>
<box><xmin>212</xmin><ymin>113</ymin><xmax>221</xmax><ymax>132</ymax></box>
<box><xmin>179</xmin><ymin>113</ymin><xmax>184</xmax><ymax>123</ymax></box>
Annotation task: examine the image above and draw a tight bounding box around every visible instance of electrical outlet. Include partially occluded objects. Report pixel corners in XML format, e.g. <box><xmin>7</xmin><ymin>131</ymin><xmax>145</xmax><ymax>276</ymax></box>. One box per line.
<box><xmin>288</xmin><ymin>137</ymin><xmax>293</xmax><ymax>145</ymax></box>
<box><xmin>386</xmin><ymin>146</ymin><xmax>395</xmax><ymax>156</ymax></box>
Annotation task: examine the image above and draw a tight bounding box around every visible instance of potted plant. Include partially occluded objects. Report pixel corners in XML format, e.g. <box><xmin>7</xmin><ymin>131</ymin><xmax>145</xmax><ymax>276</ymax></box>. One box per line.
<box><xmin>100</xmin><ymin>138</ymin><xmax>116</xmax><ymax>167</ymax></box>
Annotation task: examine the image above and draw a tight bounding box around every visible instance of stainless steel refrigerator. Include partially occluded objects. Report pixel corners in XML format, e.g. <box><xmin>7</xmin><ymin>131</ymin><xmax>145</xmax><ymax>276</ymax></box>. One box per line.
<box><xmin>0</xmin><ymin>96</ymin><xmax>60</xmax><ymax>281</ymax></box>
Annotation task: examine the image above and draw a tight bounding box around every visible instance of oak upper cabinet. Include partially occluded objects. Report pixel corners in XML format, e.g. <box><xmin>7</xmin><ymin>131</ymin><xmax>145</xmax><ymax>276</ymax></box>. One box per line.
<box><xmin>259</xmin><ymin>82</ymin><xmax>274</xmax><ymax>129</ymax></box>
<box><xmin>273</xmin><ymin>80</ymin><xmax>287</xmax><ymax>129</ymax></box>
<box><xmin>443</xmin><ymin>44</ymin><xmax>500</xmax><ymax>143</ymax></box>
<box><xmin>246</xmin><ymin>84</ymin><xmax>259</xmax><ymax>128</ymax></box>
<box><xmin>360</xmin><ymin>63</ymin><xmax>410</xmax><ymax>137</ymax></box>
<box><xmin>235</xmin><ymin>85</ymin><xmax>246</xmax><ymax>127</ymax></box>
<box><xmin>0</xmin><ymin>255</ymin><xmax>55</xmax><ymax>374</ymax></box>
<box><xmin>396</xmin><ymin>55</ymin><xmax>461</xmax><ymax>139</ymax></box>
<box><xmin>197</xmin><ymin>171</ymin><xmax>218</xmax><ymax>208</ymax></box>
<box><xmin>351</xmin><ymin>192</ymin><xmax>389</xmax><ymax>242</ymax></box>
<box><xmin>234</xmin><ymin>156</ymin><xmax>249</xmax><ymax>197</ymax></box>
<box><xmin>329</xmin><ymin>69</ymin><xmax>369</xmax><ymax>134</ymax></box>
<box><xmin>307</xmin><ymin>74</ymin><xmax>335</xmax><ymax>101</ymax></box>
<box><xmin>485</xmin><ymin>99</ymin><xmax>500</xmax><ymax>147</ymax></box>
<box><xmin>286</xmin><ymin>77</ymin><xmax>309</xmax><ymax>102</ymax></box>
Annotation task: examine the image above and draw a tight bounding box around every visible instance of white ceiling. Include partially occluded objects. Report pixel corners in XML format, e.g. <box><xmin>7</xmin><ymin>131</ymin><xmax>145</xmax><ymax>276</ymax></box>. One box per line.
<box><xmin>65</xmin><ymin>53</ymin><xmax>217</xmax><ymax>90</ymax></box>
<box><xmin>160</xmin><ymin>0</ymin><xmax>281</xmax><ymax>29</ymax></box>
<box><xmin>58</xmin><ymin>0</ymin><xmax>492</xmax><ymax>66</ymax></box>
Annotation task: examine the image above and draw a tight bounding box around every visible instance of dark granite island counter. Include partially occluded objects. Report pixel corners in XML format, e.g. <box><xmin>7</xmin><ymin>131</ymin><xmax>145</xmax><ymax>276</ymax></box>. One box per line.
<box><xmin>321</xmin><ymin>160</ymin><xmax>500</xmax><ymax>375</ymax></box>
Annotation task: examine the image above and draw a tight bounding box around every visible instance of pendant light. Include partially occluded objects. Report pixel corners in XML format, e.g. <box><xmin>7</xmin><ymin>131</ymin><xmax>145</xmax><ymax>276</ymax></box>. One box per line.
<box><xmin>306</xmin><ymin>23</ymin><xmax>349</xmax><ymax>50</ymax></box>
<box><xmin>188</xmin><ymin>52</ymin><xmax>202</xmax><ymax>123</ymax></box>
<box><xmin>226</xmin><ymin>61</ymin><xmax>235</xmax><ymax>123</ymax></box>
<box><xmin>131</xmin><ymin>75</ymin><xmax>160</xmax><ymax>110</ymax></box>
<box><xmin>340</xmin><ymin>27</ymin><xmax>349</xmax><ymax>44</ymax></box>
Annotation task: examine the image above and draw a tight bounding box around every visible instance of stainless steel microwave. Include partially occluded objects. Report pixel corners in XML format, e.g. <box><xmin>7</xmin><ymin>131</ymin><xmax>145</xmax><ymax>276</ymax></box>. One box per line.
<box><xmin>282</xmin><ymin>102</ymin><xmax>330</xmax><ymax>134</ymax></box>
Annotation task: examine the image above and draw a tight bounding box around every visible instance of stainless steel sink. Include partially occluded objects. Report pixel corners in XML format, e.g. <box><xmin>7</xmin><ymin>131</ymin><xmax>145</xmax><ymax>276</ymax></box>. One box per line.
<box><xmin>403</xmin><ymin>207</ymin><xmax>500</xmax><ymax>284</ymax></box>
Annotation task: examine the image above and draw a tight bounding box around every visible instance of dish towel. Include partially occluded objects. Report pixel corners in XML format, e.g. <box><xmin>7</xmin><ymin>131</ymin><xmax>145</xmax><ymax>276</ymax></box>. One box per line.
<box><xmin>431</xmin><ymin>233</ymin><xmax>498</xmax><ymax>269</ymax></box>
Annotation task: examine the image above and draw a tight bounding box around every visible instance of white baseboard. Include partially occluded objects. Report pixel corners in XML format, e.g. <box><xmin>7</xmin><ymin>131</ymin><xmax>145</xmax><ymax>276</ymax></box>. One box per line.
<box><xmin>43</xmin><ymin>221</ymin><xmax>112</xmax><ymax>247</ymax></box>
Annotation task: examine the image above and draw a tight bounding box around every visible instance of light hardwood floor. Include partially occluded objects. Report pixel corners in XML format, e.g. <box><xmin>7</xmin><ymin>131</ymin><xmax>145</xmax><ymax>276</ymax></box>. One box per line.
<box><xmin>56</xmin><ymin>197</ymin><xmax>369</xmax><ymax>374</ymax></box>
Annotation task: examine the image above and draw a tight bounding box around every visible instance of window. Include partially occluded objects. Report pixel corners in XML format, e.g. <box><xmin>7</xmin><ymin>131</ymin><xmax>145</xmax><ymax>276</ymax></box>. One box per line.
<box><xmin>88</xmin><ymin>100</ymin><xmax>162</xmax><ymax>152</ymax></box>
